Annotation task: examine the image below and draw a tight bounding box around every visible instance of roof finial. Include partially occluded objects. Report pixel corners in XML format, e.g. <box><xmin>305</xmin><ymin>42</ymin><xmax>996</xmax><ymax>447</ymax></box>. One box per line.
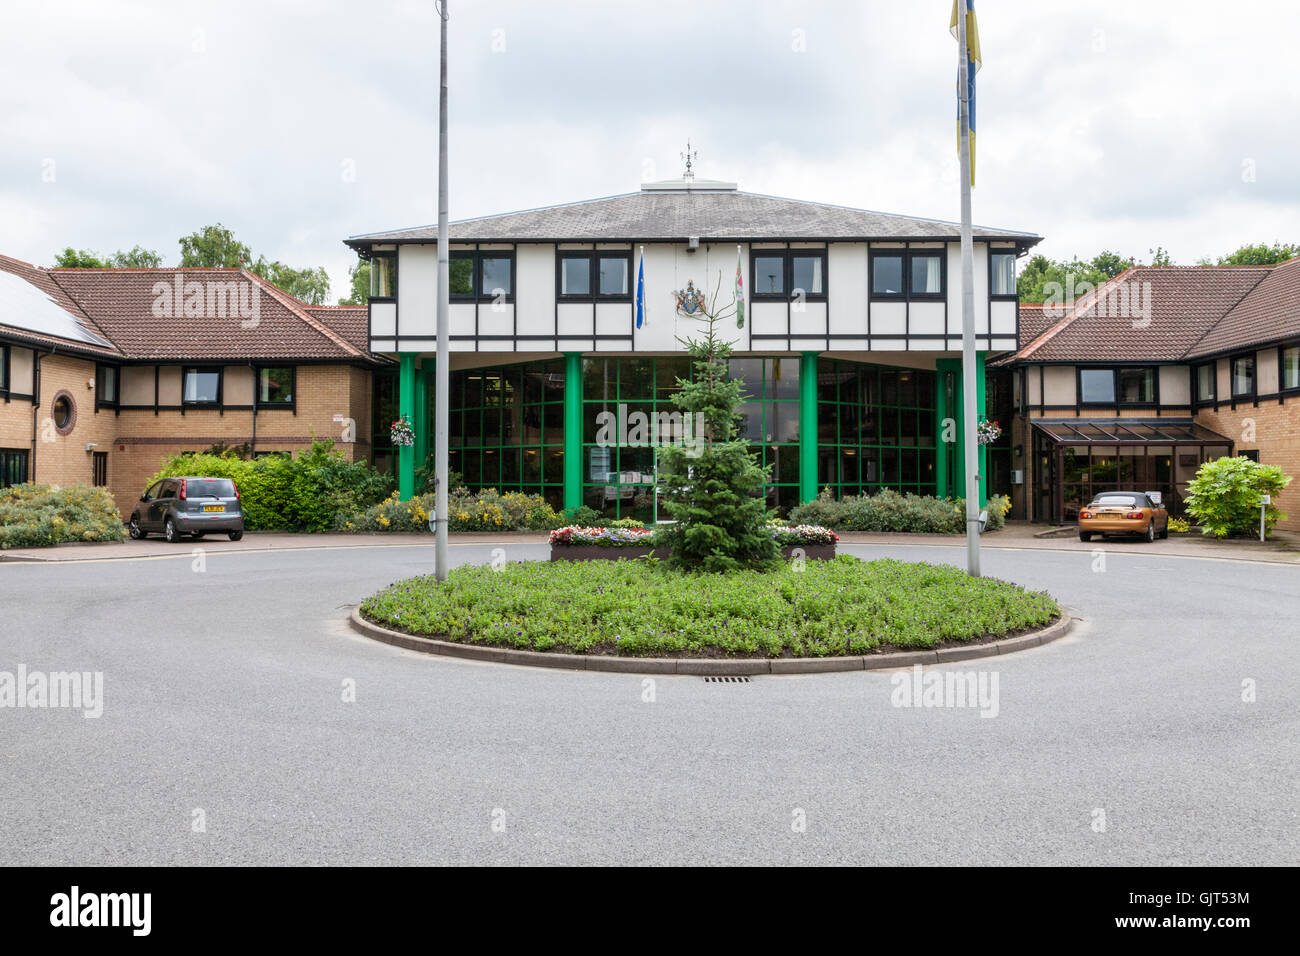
<box><xmin>681</xmin><ymin>140</ymin><xmax>697</xmax><ymax>181</ymax></box>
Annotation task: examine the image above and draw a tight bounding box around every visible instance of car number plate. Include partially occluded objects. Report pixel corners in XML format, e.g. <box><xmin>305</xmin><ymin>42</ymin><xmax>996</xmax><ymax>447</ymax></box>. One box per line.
<box><xmin>203</xmin><ymin>505</ymin><xmax>225</xmax><ymax>512</ymax></box>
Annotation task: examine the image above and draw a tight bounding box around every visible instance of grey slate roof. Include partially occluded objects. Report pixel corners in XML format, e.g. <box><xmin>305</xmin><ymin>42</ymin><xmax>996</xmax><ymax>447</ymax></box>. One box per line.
<box><xmin>346</xmin><ymin>189</ymin><xmax>1041</xmax><ymax>247</ymax></box>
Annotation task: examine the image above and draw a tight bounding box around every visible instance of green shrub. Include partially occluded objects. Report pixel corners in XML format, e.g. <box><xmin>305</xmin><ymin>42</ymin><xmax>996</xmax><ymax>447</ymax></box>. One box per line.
<box><xmin>149</xmin><ymin>439</ymin><xmax>393</xmax><ymax>532</ymax></box>
<box><xmin>342</xmin><ymin>488</ymin><xmax>563</xmax><ymax>533</ymax></box>
<box><xmin>561</xmin><ymin>505</ymin><xmax>601</xmax><ymax>527</ymax></box>
<box><xmin>0</xmin><ymin>483</ymin><xmax>124</xmax><ymax>549</ymax></box>
<box><xmin>1166</xmin><ymin>516</ymin><xmax>1191</xmax><ymax>534</ymax></box>
<box><xmin>1185</xmin><ymin>456</ymin><xmax>1291</xmax><ymax>538</ymax></box>
<box><xmin>789</xmin><ymin>489</ymin><xmax>1010</xmax><ymax>534</ymax></box>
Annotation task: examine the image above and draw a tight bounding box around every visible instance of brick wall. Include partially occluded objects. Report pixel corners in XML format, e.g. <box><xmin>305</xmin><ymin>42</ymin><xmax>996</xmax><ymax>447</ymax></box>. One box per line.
<box><xmin>1196</xmin><ymin>400</ymin><xmax>1300</xmax><ymax>530</ymax></box>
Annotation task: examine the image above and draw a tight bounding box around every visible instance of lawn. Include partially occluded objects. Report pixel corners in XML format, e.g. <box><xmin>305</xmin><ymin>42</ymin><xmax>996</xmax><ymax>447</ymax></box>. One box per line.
<box><xmin>360</xmin><ymin>556</ymin><xmax>1060</xmax><ymax>658</ymax></box>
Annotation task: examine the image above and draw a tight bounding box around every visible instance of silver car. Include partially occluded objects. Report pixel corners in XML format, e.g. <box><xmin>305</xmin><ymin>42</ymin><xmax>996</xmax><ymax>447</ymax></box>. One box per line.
<box><xmin>129</xmin><ymin>476</ymin><xmax>245</xmax><ymax>542</ymax></box>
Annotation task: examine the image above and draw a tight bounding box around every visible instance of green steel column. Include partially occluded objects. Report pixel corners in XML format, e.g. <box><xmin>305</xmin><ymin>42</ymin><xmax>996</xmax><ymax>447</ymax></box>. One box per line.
<box><xmin>563</xmin><ymin>352</ymin><xmax>583</xmax><ymax>512</ymax></box>
<box><xmin>413</xmin><ymin>359</ymin><xmax>429</xmax><ymax>479</ymax></box>
<box><xmin>935</xmin><ymin>359</ymin><xmax>956</xmax><ymax>499</ymax></box>
<box><xmin>975</xmin><ymin>352</ymin><xmax>988</xmax><ymax>507</ymax></box>
<box><xmin>398</xmin><ymin>353</ymin><xmax>416</xmax><ymax>501</ymax></box>
<box><xmin>799</xmin><ymin>351</ymin><xmax>819</xmax><ymax>504</ymax></box>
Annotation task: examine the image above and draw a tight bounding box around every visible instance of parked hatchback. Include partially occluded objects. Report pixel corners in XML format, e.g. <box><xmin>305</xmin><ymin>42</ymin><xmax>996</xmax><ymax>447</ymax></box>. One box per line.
<box><xmin>129</xmin><ymin>477</ymin><xmax>245</xmax><ymax>542</ymax></box>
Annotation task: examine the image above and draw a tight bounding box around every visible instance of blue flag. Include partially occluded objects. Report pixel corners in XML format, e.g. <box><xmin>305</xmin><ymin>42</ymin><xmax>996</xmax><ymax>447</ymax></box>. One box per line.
<box><xmin>635</xmin><ymin>246</ymin><xmax>646</xmax><ymax>328</ymax></box>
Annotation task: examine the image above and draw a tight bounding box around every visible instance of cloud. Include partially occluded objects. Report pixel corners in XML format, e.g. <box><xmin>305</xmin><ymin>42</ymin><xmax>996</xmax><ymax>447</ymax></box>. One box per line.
<box><xmin>1</xmin><ymin>0</ymin><xmax>1297</xmax><ymax>300</ymax></box>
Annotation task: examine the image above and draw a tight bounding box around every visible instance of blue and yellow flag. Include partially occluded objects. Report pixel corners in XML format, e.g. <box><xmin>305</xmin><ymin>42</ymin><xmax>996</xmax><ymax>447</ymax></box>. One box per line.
<box><xmin>950</xmin><ymin>0</ymin><xmax>981</xmax><ymax>186</ymax></box>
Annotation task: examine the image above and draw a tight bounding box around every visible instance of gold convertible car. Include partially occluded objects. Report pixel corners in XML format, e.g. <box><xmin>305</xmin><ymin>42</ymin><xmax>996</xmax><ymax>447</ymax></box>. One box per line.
<box><xmin>1078</xmin><ymin>491</ymin><xmax>1169</xmax><ymax>543</ymax></box>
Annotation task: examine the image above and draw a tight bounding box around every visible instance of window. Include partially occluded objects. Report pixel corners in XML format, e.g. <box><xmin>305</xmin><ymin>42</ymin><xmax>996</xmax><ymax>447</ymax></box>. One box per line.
<box><xmin>1240</xmin><ymin>449</ymin><xmax>1260</xmax><ymax>463</ymax></box>
<box><xmin>96</xmin><ymin>365</ymin><xmax>118</xmax><ymax>406</ymax></box>
<box><xmin>183</xmin><ymin>368</ymin><xmax>221</xmax><ymax>405</ymax></box>
<box><xmin>451</xmin><ymin>251</ymin><xmax>515</xmax><ymax>301</ymax></box>
<box><xmin>1079</xmin><ymin>368</ymin><xmax>1116</xmax><ymax>404</ymax></box>
<box><xmin>752</xmin><ymin>255</ymin><xmax>785</xmax><ymax>296</ymax></box>
<box><xmin>0</xmin><ymin>448</ymin><xmax>28</xmax><ymax>487</ymax></box>
<box><xmin>92</xmin><ymin>451</ymin><xmax>107</xmax><ymax>487</ymax></box>
<box><xmin>1232</xmin><ymin>355</ymin><xmax>1255</xmax><ymax>398</ymax></box>
<box><xmin>990</xmin><ymin>251</ymin><xmax>1017</xmax><ymax>297</ymax></box>
<box><xmin>749</xmin><ymin>250</ymin><xmax>827</xmax><ymax>301</ymax></box>
<box><xmin>1117</xmin><ymin>367</ymin><xmax>1154</xmax><ymax>404</ymax></box>
<box><xmin>257</xmin><ymin>367</ymin><xmax>293</xmax><ymax>406</ymax></box>
<box><xmin>872</xmin><ymin>250</ymin><xmax>943</xmax><ymax>299</ymax></box>
<box><xmin>558</xmin><ymin>252</ymin><xmax>629</xmax><ymax>300</ymax></box>
<box><xmin>0</xmin><ymin>345</ymin><xmax>8</xmax><ymax>393</ymax></box>
<box><xmin>369</xmin><ymin>253</ymin><xmax>396</xmax><ymax>298</ymax></box>
<box><xmin>1282</xmin><ymin>346</ymin><xmax>1299</xmax><ymax>391</ymax></box>
<box><xmin>1195</xmin><ymin>363</ymin><xmax>1216</xmax><ymax>403</ymax></box>
<box><xmin>51</xmin><ymin>392</ymin><xmax>75</xmax><ymax>432</ymax></box>
<box><xmin>871</xmin><ymin>253</ymin><xmax>904</xmax><ymax>296</ymax></box>
<box><xmin>910</xmin><ymin>253</ymin><xmax>944</xmax><ymax>298</ymax></box>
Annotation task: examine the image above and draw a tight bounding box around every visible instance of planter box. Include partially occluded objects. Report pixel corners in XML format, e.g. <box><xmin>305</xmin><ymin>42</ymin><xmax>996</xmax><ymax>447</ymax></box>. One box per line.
<box><xmin>550</xmin><ymin>543</ymin><xmax>835</xmax><ymax>562</ymax></box>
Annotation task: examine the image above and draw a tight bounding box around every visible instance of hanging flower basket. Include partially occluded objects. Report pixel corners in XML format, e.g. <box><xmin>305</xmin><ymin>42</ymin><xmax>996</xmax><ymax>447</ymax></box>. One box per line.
<box><xmin>976</xmin><ymin>419</ymin><xmax>1002</xmax><ymax>446</ymax></box>
<box><xmin>390</xmin><ymin>417</ymin><xmax>415</xmax><ymax>447</ymax></box>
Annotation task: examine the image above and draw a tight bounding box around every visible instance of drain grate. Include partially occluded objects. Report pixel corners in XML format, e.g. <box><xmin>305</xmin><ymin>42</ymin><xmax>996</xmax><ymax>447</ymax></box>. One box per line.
<box><xmin>703</xmin><ymin>675</ymin><xmax>752</xmax><ymax>683</ymax></box>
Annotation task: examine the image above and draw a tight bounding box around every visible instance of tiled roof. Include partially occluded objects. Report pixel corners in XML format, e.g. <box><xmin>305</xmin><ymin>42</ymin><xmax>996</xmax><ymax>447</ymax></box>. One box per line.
<box><xmin>0</xmin><ymin>254</ymin><xmax>122</xmax><ymax>358</ymax></box>
<box><xmin>41</xmin><ymin>267</ymin><xmax>375</xmax><ymax>363</ymax></box>
<box><xmin>1189</xmin><ymin>257</ymin><xmax>1300</xmax><ymax>357</ymax></box>
<box><xmin>305</xmin><ymin>304</ymin><xmax>373</xmax><ymax>355</ymax></box>
<box><xmin>347</xmin><ymin>188</ymin><xmax>1042</xmax><ymax>246</ymax></box>
<box><xmin>1010</xmin><ymin>265</ymin><xmax>1274</xmax><ymax>363</ymax></box>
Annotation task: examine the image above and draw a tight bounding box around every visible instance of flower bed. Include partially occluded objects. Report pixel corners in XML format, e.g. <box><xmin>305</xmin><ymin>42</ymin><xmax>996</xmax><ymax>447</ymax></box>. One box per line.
<box><xmin>548</xmin><ymin>524</ymin><xmax>837</xmax><ymax>561</ymax></box>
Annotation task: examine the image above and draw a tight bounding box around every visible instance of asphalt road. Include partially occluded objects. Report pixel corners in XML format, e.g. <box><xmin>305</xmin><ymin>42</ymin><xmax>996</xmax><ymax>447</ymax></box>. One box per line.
<box><xmin>2</xmin><ymin>540</ymin><xmax>1297</xmax><ymax>866</ymax></box>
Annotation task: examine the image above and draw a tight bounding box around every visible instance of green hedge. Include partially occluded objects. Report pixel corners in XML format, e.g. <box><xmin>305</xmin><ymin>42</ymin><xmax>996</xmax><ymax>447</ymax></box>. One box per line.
<box><xmin>789</xmin><ymin>488</ymin><xmax>1011</xmax><ymax>534</ymax></box>
<box><xmin>0</xmin><ymin>483</ymin><xmax>124</xmax><ymax>549</ymax></box>
<box><xmin>149</xmin><ymin>440</ymin><xmax>392</xmax><ymax>532</ymax></box>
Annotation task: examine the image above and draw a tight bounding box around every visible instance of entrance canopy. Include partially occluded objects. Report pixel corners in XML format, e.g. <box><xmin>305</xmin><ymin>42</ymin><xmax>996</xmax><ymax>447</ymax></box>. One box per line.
<box><xmin>1032</xmin><ymin>419</ymin><xmax>1232</xmax><ymax>446</ymax></box>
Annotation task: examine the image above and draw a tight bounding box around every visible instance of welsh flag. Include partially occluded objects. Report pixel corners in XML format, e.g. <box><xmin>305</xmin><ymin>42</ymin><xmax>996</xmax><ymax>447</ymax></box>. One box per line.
<box><xmin>735</xmin><ymin>245</ymin><xmax>745</xmax><ymax>329</ymax></box>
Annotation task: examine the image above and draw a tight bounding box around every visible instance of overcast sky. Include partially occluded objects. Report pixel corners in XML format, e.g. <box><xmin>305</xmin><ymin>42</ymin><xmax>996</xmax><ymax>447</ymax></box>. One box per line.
<box><xmin>2</xmin><ymin>0</ymin><xmax>1297</xmax><ymax>300</ymax></box>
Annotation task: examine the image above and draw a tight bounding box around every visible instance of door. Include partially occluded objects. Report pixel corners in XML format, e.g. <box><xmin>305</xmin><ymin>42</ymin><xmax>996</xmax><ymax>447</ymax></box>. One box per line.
<box><xmin>149</xmin><ymin>480</ymin><xmax>177</xmax><ymax>529</ymax></box>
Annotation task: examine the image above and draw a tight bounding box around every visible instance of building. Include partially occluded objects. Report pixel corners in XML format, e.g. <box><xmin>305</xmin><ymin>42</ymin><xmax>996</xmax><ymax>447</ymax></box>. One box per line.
<box><xmin>997</xmin><ymin>259</ymin><xmax>1300</xmax><ymax>528</ymax></box>
<box><xmin>0</xmin><ymin>254</ymin><xmax>387</xmax><ymax>517</ymax></box>
<box><xmin>346</xmin><ymin>174</ymin><xmax>1041</xmax><ymax>517</ymax></box>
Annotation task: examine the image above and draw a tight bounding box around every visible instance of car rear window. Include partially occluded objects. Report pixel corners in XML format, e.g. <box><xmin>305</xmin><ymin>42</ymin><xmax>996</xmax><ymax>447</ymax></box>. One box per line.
<box><xmin>188</xmin><ymin>479</ymin><xmax>236</xmax><ymax>498</ymax></box>
<box><xmin>1092</xmin><ymin>494</ymin><xmax>1138</xmax><ymax>507</ymax></box>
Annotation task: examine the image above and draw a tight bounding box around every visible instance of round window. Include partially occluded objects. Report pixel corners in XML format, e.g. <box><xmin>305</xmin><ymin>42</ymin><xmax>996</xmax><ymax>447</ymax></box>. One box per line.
<box><xmin>51</xmin><ymin>392</ymin><xmax>76</xmax><ymax>434</ymax></box>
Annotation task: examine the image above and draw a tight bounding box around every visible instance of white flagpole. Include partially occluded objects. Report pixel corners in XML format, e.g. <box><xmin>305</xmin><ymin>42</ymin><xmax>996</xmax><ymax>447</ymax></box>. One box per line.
<box><xmin>957</xmin><ymin>2</ymin><xmax>980</xmax><ymax>577</ymax></box>
<box><xmin>434</xmin><ymin>0</ymin><xmax>450</xmax><ymax>582</ymax></box>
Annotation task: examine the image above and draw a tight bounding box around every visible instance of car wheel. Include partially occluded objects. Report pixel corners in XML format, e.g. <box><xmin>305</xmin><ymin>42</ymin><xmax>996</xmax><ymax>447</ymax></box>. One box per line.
<box><xmin>128</xmin><ymin>515</ymin><xmax>146</xmax><ymax>540</ymax></box>
<box><xmin>1079</xmin><ymin>531</ymin><xmax>1091</xmax><ymax>542</ymax></box>
<box><xmin>1146</xmin><ymin>520</ymin><xmax>1156</xmax><ymax>543</ymax></box>
<box><xmin>228</xmin><ymin>531</ymin><xmax>243</xmax><ymax>541</ymax></box>
<box><xmin>164</xmin><ymin>518</ymin><xmax>180</xmax><ymax>543</ymax></box>
<box><xmin>1159</xmin><ymin>519</ymin><xmax>1169</xmax><ymax>540</ymax></box>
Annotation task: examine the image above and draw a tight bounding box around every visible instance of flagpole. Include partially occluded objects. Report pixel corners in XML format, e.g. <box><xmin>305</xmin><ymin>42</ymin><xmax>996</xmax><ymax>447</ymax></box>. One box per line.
<box><xmin>957</xmin><ymin>1</ymin><xmax>980</xmax><ymax>577</ymax></box>
<box><xmin>434</xmin><ymin>0</ymin><xmax>450</xmax><ymax>582</ymax></box>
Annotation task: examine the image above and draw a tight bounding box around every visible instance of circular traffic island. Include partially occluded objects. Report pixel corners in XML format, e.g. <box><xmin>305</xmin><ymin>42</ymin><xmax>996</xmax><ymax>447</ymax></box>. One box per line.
<box><xmin>355</xmin><ymin>556</ymin><xmax>1067</xmax><ymax>674</ymax></box>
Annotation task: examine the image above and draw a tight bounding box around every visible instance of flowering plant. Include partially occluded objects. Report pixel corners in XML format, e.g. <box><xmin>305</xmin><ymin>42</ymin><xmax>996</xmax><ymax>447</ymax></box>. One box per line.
<box><xmin>549</xmin><ymin>526</ymin><xmax>656</xmax><ymax>548</ymax></box>
<box><xmin>976</xmin><ymin>419</ymin><xmax>1001</xmax><ymax>446</ymax></box>
<box><xmin>768</xmin><ymin>524</ymin><xmax>838</xmax><ymax>546</ymax></box>
<box><xmin>390</xmin><ymin>417</ymin><xmax>415</xmax><ymax>447</ymax></box>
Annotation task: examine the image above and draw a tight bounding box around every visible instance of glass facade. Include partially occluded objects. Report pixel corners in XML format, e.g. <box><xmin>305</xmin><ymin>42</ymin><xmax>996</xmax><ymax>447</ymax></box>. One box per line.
<box><xmin>816</xmin><ymin>359</ymin><xmax>937</xmax><ymax>498</ymax></box>
<box><xmin>448</xmin><ymin>360</ymin><xmax>566</xmax><ymax>508</ymax></box>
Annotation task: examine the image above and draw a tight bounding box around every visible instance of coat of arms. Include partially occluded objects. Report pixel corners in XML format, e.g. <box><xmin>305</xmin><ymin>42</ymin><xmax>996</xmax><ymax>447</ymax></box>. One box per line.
<box><xmin>673</xmin><ymin>280</ymin><xmax>707</xmax><ymax>316</ymax></box>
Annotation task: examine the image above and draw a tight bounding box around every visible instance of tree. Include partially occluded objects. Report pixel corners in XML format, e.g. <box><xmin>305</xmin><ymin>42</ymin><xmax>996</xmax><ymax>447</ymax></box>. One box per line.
<box><xmin>1184</xmin><ymin>456</ymin><xmax>1291</xmax><ymax>538</ymax></box>
<box><xmin>1215</xmin><ymin>242</ymin><xmax>1300</xmax><ymax>266</ymax></box>
<box><xmin>255</xmin><ymin>260</ymin><xmax>332</xmax><ymax>305</ymax></box>
<box><xmin>1147</xmin><ymin>246</ymin><xmax>1173</xmax><ymax>266</ymax></box>
<box><xmin>654</xmin><ymin>276</ymin><xmax>779</xmax><ymax>572</ymax></box>
<box><xmin>178</xmin><ymin>223</ymin><xmax>253</xmax><ymax>268</ymax></box>
<box><xmin>339</xmin><ymin>260</ymin><xmax>371</xmax><ymax>305</ymax></box>
<box><xmin>54</xmin><ymin>245</ymin><xmax>162</xmax><ymax>268</ymax></box>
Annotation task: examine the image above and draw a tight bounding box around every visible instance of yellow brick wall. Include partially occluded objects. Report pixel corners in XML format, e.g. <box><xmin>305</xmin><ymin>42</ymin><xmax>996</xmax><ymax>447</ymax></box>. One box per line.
<box><xmin>2</xmin><ymin>356</ymin><xmax>376</xmax><ymax>521</ymax></box>
<box><xmin>1196</xmin><ymin>400</ymin><xmax>1300</xmax><ymax>531</ymax></box>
